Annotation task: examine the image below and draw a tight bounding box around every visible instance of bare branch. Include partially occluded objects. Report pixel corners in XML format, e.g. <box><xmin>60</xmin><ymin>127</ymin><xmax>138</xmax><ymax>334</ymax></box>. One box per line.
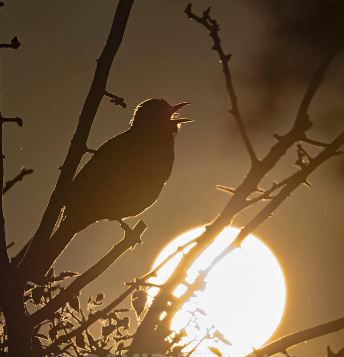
<box><xmin>29</xmin><ymin>220</ymin><xmax>147</xmax><ymax>326</ymax></box>
<box><xmin>3</xmin><ymin>168</ymin><xmax>33</xmax><ymax>195</ymax></box>
<box><xmin>20</xmin><ymin>0</ymin><xmax>135</xmax><ymax>275</ymax></box>
<box><xmin>247</xmin><ymin>316</ymin><xmax>344</xmax><ymax>357</ymax></box>
<box><xmin>128</xmin><ymin>7</ymin><xmax>342</xmax><ymax>353</ymax></box>
<box><xmin>204</xmin><ymin>131</ymin><xmax>344</xmax><ymax>276</ymax></box>
<box><xmin>104</xmin><ymin>90</ymin><xmax>127</xmax><ymax>108</ymax></box>
<box><xmin>0</xmin><ymin>36</ymin><xmax>20</xmax><ymax>50</ymax></box>
<box><xmin>185</xmin><ymin>3</ymin><xmax>257</xmax><ymax>164</ymax></box>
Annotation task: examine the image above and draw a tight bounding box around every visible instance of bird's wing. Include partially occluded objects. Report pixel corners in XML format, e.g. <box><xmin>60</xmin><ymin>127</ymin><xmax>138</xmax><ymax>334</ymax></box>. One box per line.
<box><xmin>66</xmin><ymin>130</ymin><xmax>135</xmax><ymax>212</ymax></box>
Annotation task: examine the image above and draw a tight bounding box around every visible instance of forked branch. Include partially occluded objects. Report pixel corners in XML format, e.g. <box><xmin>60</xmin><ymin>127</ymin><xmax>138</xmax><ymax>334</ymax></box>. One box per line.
<box><xmin>3</xmin><ymin>168</ymin><xmax>33</xmax><ymax>195</ymax></box>
<box><xmin>247</xmin><ymin>316</ymin><xmax>344</xmax><ymax>357</ymax></box>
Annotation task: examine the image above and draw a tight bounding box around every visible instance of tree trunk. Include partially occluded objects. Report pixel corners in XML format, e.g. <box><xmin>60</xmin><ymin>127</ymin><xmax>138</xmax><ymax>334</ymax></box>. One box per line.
<box><xmin>1</xmin><ymin>273</ymin><xmax>32</xmax><ymax>357</ymax></box>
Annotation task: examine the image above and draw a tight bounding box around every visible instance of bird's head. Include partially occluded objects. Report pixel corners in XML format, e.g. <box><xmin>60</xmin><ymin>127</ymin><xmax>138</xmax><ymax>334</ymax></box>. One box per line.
<box><xmin>130</xmin><ymin>99</ymin><xmax>192</xmax><ymax>134</ymax></box>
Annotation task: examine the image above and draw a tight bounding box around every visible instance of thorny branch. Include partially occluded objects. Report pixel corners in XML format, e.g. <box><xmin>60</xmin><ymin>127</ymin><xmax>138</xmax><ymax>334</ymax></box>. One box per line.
<box><xmin>185</xmin><ymin>3</ymin><xmax>257</xmax><ymax>164</ymax></box>
<box><xmin>128</xmin><ymin>4</ymin><xmax>343</xmax><ymax>354</ymax></box>
<box><xmin>0</xmin><ymin>36</ymin><xmax>20</xmax><ymax>50</ymax></box>
<box><xmin>246</xmin><ymin>316</ymin><xmax>344</xmax><ymax>357</ymax></box>
<box><xmin>3</xmin><ymin>168</ymin><xmax>33</xmax><ymax>195</ymax></box>
<box><xmin>19</xmin><ymin>0</ymin><xmax>134</xmax><ymax>278</ymax></box>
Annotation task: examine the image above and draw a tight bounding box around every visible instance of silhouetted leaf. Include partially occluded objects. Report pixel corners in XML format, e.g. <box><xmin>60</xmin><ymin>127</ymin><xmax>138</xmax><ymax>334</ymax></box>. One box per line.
<box><xmin>131</xmin><ymin>290</ymin><xmax>147</xmax><ymax>319</ymax></box>
<box><xmin>117</xmin><ymin>342</ymin><xmax>125</xmax><ymax>352</ymax></box>
<box><xmin>75</xmin><ymin>333</ymin><xmax>87</xmax><ymax>349</ymax></box>
<box><xmin>102</xmin><ymin>324</ymin><xmax>116</xmax><ymax>337</ymax></box>
<box><xmin>32</xmin><ymin>337</ymin><xmax>43</xmax><ymax>356</ymax></box>
<box><xmin>31</xmin><ymin>287</ymin><xmax>44</xmax><ymax>305</ymax></box>
<box><xmin>48</xmin><ymin>325</ymin><xmax>58</xmax><ymax>341</ymax></box>
<box><xmin>68</xmin><ymin>296</ymin><xmax>80</xmax><ymax>312</ymax></box>
<box><xmin>96</xmin><ymin>292</ymin><xmax>105</xmax><ymax>303</ymax></box>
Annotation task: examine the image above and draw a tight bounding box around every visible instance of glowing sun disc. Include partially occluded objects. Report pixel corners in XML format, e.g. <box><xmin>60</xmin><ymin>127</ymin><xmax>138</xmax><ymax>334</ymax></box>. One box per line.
<box><xmin>149</xmin><ymin>226</ymin><xmax>286</xmax><ymax>356</ymax></box>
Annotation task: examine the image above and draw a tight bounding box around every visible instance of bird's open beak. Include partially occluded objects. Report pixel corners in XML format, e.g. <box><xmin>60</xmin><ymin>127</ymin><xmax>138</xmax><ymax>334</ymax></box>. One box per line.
<box><xmin>170</xmin><ymin>102</ymin><xmax>193</xmax><ymax>124</ymax></box>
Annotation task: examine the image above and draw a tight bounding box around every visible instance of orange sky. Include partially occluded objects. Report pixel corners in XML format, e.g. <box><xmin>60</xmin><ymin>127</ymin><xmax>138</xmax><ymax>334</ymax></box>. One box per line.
<box><xmin>1</xmin><ymin>1</ymin><xmax>344</xmax><ymax>355</ymax></box>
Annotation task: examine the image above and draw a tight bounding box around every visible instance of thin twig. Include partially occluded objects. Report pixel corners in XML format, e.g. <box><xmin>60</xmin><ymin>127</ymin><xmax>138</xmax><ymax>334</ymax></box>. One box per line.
<box><xmin>185</xmin><ymin>4</ymin><xmax>257</xmax><ymax>164</ymax></box>
<box><xmin>104</xmin><ymin>90</ymin><xmax>127</xmax><ymax>108</ymax></box>
<box><xmin>247</xmin><ymin>316</ymin><xmax>344</xmax><ymax>357</ymax></box>
<box><xmin>3</xmin><ymin>168</ymin><xmax>33</xmax><ymax>194</ymax></box>
<box><xmin>0</xmin><ymin>115</ymin><xmax>23</xmax><ymax>127</ymax></box>
<box><xmin>0</xmin><ymin>36</ymin><xmax>20</xmax><ymax>49</ymax></box>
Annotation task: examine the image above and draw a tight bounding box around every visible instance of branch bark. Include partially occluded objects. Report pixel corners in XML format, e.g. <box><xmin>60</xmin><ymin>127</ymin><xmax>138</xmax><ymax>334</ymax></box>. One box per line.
<box><xmin>247</xmin><ymin>316</ymin><xmax>344</xmax><ymax>357</ymax></box>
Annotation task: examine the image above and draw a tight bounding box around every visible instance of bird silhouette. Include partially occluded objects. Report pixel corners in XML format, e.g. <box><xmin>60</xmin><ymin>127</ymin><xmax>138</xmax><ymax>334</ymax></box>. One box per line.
<box><xmin>35</xmin><ymin>99</ymin><xmax>191</xmax><ymax>279</ymax></box>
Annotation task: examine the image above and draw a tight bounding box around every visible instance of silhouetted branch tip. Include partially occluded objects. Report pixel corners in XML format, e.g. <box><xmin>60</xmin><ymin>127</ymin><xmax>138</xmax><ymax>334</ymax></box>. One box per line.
<box><xmin>6</xmin><ymin>242</ymin><xmax>14</xmax><ymax>250</ymax></box>
<box><xmin>1</xmin><ymin>114</ymin><xmax>23</xmax><ymax>127</ymax></box>
<box><xmin>104</xmin><ymin>90</ymin><xmax>127</xmax><ymax>108</ymax></box>
<box><xmin>3</xmin><ymin>167</ymin><xmax>34</xmax><ymax>194</ymax></box>
<box><xmin>0</xmin><ymin>2</ymin><xmax>4</xmax><ymax>7</ymax></box>
<box><xmin>185</xmin><ymin>3</ymin><xmax>257</xmax><ymax>163</ymax></box>
<box><xmin>120</xmin><ymin>220</ymin><xmax>147</xmax><ymax>247</ymax></box>
<box><xmin>0</xmin><ymin>36</ymin><xmax>20</xmax><ymax>49</ymax></box>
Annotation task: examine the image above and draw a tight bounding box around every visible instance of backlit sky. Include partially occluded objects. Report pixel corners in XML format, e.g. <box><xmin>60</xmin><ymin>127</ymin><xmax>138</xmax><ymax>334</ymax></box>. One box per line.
<box><xmin>1</xmin><ymin>1</ymin><xmax>344</xmax><ymax>355</ymax></box>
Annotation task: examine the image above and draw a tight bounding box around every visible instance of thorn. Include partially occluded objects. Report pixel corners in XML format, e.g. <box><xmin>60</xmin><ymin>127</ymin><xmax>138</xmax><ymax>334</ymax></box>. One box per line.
<box><xmin>216</xmin><ymin>184</ymin><xmax>235</xmax><ymax>194</ymax></box>
<box><xmin>203</xmin><ymin>6</ymin><xmax>211</xmax><ymax>18</ymax></box>
<box><xmin>85</xmin><ymin>146</ymin><xmax>96</xmax><ymax>154</ymax></box>
<box><xmin>273</xmin><ymin>133</ymin><xmax>282</xmax><ymax>141</ymax></box>
<box><xmin>104</xmin><ymin>90</ymin><xmax>127</xmax><ymax>108</ymax></box>
<box><xmin>6</xmin><ymin>242</ymin><xmax>14</xmax><ymax>249</ymax></box>
<box><xmin>0</xmin><ymin>36</ymin><xmax>21</xmax><ymax>49</ymax></box>
<box><xmin>184</xmin><ymin>3</ymin><xmax>192</xmax><ymax>17</ymax></box>
<box><xmin>1</xmin><ymin>116</ymin><xmax>23</xmax><ymax>127</ymax></box>
<box><xmin>304</xmin><ymin>180</ymin><xmax>312</xmax><ymax>187</ymax></box>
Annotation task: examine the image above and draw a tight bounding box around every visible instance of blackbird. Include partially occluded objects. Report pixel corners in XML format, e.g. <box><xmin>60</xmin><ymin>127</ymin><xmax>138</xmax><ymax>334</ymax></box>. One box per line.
<box><xmin>64</xmin><ymin>98</ymin><xmax>191</xmax><ymax>233</ymax></box>
<box><xmin>35</xmin><ymin>99</ymin><xmax>191</xmax><ymax>278</ymax></box>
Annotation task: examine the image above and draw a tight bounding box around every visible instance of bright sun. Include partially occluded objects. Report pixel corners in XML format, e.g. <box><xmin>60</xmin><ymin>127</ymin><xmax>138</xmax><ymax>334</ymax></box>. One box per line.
<box><xmin>148</xmin><ymin>226</ymin><xmax>286</xmax><ymax>356</ymax></box>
